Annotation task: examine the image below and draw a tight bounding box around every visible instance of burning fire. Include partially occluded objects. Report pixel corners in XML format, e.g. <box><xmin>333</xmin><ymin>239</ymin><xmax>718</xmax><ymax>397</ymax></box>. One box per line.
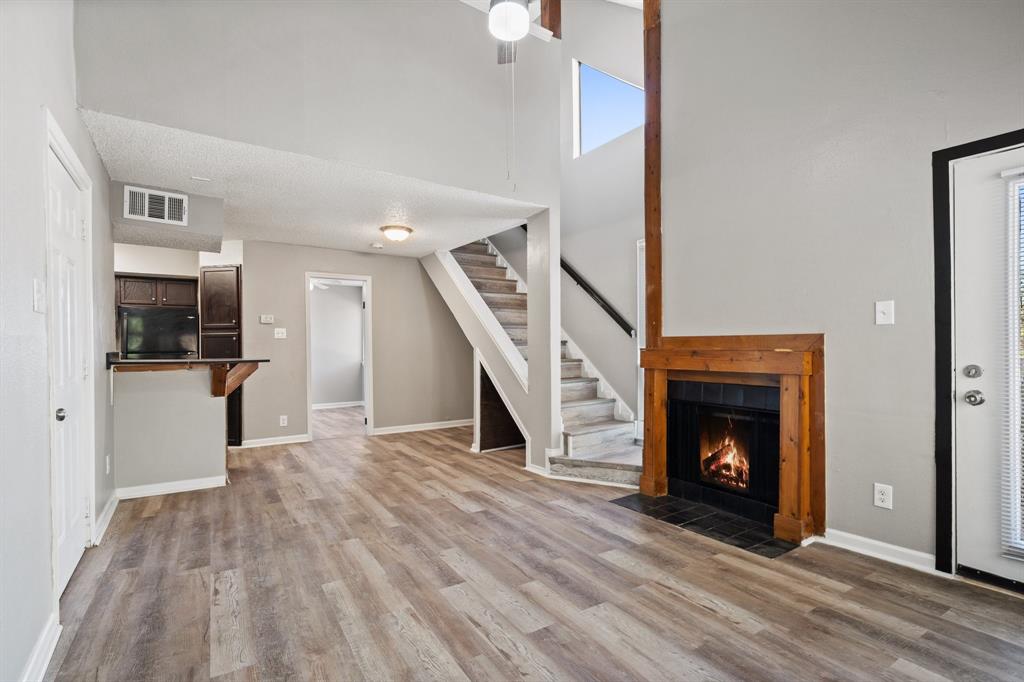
<box><xmin>701</xmin><ymin>432</ymin><xmax>750</xmax><ymax>490</ymax></box>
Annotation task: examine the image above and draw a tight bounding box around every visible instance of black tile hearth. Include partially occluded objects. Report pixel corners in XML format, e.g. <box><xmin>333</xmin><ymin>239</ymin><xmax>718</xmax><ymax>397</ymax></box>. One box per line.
<box><xmin>610</xmin><ymin>493</ymin><xmax>798</xmax><ymax>557</ymax></box>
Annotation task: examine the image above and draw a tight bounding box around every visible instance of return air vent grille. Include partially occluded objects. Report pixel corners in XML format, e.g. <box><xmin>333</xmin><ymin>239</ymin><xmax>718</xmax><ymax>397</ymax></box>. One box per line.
<box><xmin>123</xmin><ymin>185</ymin><xmax>188</xmax><ymax>226</ymax></box>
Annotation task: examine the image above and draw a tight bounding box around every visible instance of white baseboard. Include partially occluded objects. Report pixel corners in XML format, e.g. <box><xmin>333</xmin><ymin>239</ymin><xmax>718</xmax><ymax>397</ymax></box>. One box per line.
<box><xmin>115</xmin><ymin>475</ymin><xmax>226</xmax><ymax>500</ymax></box>
<box><xmin>92</xmin><ymin>494</ymin><xmax>118</xmax><ymax>545</ymax></box>
<box><xmin>480</xmin><ymin>442</ymin><xmax>526</xmax><ymax>453</ymax></box>
<box><xmin>313</xmin><ymin>401</ymin><xmax>363</xmax><ymax>410</ymax></box>
<box><xmin>370</xmin><ymin>419</ymin><xmax>472</xmax><ymax>435</ymax></box>
<box><xmin>816</xmin><ymin>528</ymin><xmax>937</xmax><ymax>574</ymax></box>
<box><xmin>19</xmin><ymin>611</ymin><xmax>61</xmax><ymax>682</ymax></box>
<box><xmin>236</xmin><ymin>433</ymin><xmax>312</xmax><ymax>448</ymax></box>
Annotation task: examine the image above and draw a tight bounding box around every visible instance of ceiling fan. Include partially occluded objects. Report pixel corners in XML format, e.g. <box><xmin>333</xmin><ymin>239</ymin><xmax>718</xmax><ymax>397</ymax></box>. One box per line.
<box><xmin>459</xmin><ymin>0</ymin><xmax>553</xmax><ymax>63</ymax></box>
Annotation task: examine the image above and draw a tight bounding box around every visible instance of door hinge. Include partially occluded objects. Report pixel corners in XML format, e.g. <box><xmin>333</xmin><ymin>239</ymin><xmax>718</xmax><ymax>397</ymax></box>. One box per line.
<box><xmin>84</xmin><ymin>496</ymin><xmax>91</xmax><ymax>519</ymax></box>
<box><xmin>80</xmin><ymin>217</ymin><xmax>87</xmax><ymax>240</ymax></box>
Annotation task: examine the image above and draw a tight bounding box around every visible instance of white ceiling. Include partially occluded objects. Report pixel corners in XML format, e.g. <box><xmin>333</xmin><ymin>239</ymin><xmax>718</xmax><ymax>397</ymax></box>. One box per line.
<box><xmin>83</xmin><ymin>110</ymin><xmax>541</xmax><ymax>258</ymax></box>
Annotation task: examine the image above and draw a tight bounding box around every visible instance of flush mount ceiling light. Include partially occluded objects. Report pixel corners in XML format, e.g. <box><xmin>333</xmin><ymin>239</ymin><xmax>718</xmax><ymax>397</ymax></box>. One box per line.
<box><xmin>380</xmin><ymin>225</ymin><xmax>413</xmax><ymax>242</ymax></box>
<box><xmin>488</xmin><ymin>0</ymin><xmax>529</xmax><ymax>42</ymax></box>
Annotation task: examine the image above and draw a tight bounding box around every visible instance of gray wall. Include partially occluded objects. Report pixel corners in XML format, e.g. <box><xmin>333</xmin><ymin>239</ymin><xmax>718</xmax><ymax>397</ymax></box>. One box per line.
<box><xmin>661</xmin><ymin>0</ymin><xmax>1024</xmax><ymax>554</ymax></box>
<box><xmin>0</xmin><ymin>1</ymin><xmax>115</xmax><ymax>678</ymax></box>
<box><xmin>114</xmin><ymin>371</ymin><xmax>226</xmax><ymax>488</ymax></box>
<box><xmin>310</xmin><ymin>284</ymin><xmax>364</xmax><ymax>406</ymax></box>
<box><xmin>75</xmin><ymin>0</ymin><xmax>561</xmax><ymax>209</ymax></box>
<box><xmin>114</xmin><ymin>243</ymin><xmax>199</xmax><ymax>276</ymax></box>
<box><xmin>111</xmin><ymin>180</ymin><xmax>224</xmax><ymax>252</ymax></box>
<box><xmin>241</xmin><ymin>241</ymin><xmax>472</xmax><ymax>440</ymax></box>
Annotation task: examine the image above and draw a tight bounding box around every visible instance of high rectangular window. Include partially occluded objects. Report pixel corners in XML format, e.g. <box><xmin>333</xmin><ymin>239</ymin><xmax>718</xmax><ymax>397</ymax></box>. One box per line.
<box><xmin>574</xmin><ymin>61</ymin><xmax>644</xmax><ymax>157</ymax></box>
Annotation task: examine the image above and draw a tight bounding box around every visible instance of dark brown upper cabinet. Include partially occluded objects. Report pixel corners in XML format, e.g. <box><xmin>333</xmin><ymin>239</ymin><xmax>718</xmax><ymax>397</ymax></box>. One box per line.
<box><xmin>118</xmin><ymin>277</ymin><xmax>158</xmax><ymax>305</ymax></box>
<box><xmin>159</xmin><ymin>279</ymin><xmax>198</xmax><ymax>306</ymax></box>
<box><xmin>200</xmin><ymin>267</ymin><xmax>240</xmax><ymax>330</ymax></box>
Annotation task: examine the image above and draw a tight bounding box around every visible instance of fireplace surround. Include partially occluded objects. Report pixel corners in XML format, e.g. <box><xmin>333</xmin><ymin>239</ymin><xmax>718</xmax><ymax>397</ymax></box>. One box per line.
<box><xmin>640</xmin><ymin>334</ymin><xmax>825</xmax><ymax>543</ymax></box>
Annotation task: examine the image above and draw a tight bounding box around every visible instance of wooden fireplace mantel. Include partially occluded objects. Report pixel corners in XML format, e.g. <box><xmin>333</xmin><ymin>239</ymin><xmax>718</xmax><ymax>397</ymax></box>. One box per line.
<box><xmin>639</xmin><ymin>334</ymin><xmax>825</xmax><ymax>543</ymax></box>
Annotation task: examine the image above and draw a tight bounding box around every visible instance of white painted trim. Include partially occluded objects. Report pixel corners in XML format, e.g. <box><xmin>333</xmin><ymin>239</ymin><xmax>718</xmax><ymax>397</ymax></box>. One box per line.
<box><xmin>370</xmin><ymin>419</ymin><xmax>473</xmax><ymax>436</ymax></box>
<box><xmin>304</xmin><ymin>272</ymin><xmax>373</xmax><ymax>440</ymax></box>
<box><xmin>817</xmin><ymin>529</ymin><xmax>938</xmax><ymax>574</ymax></box>
<box><xmin>436</xmin><ymin>249</ymin><xmax>528</xmax><ymax>390</ymax></box>
<box><xmin>635</xmin><ymin>238</ymin><xmax>646</xmax><ymax>440</ymax></box>
<box><xmin>471</xmin><ymin>349</ymin><xmax>482</xmax><ymax>452</ymax></box>
<box><xmin>312</xmin><ymin>401</ymin><xmax>363</xmax><ymax>410</ymax></box>
<box><xmin>44</xmin><ymin>109</ymin><xmax>96</xmax><ymax>615</ymax></box>
<box><xmin>91</xmin><ymin>494</ymin><xmax>118</xmax><ymax>545</ymax></box>
<box><xmin>236</xmin><ymin>433</ymin><xmax>312</xmax><ymax>449</ymax></box>
<box><xmin>19</xmin><ymin>611</ymin><xmax>62</xmax><ymax>682</ymax></box>
<box><xmin>480</xmin><ymin>443</ymin><xmax>526</xmax><ymax>453</ymax></box>
<box><xmin>115</xmin><ymin>475</ymin><xmax>226</xmax><ymax>500</ymax></box>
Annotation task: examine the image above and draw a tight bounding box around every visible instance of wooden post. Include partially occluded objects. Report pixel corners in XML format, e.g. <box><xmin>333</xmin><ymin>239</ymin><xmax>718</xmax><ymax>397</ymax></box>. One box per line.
<box><xmin>540</xmin><ymin>0</ymin><xmax>561</xmax><ymax>39</ymax></box>
<box><xmin>774</xmin><ymin>374</ymin><xmax>811</xmax><ymax>542</ymax></box>
<box><xmin>644</xmin><ymin>0</ymin><xmax>662</xmax><ymax>350</ymax></box>
<box><xmin>640</xmin><ymin>369</ymin><xmax>668</xmax><ymax>496</ymax></box>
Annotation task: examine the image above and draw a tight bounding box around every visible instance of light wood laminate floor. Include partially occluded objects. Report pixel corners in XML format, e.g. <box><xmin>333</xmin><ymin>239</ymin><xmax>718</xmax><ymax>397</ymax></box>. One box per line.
<box><xmin>48</xmin><ymin>426</ymin><xmax>1023</xmax><ymax>681</ymax></box>
<box><xmin>312</xmin><ymin>405</ymin><xmax>366</xmax><ymax>440</ymax></box>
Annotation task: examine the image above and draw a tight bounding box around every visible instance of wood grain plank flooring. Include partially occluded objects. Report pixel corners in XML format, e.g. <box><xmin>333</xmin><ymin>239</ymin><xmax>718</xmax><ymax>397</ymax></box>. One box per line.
<box><xmin>47</xmin><ymin>426</ymin><xmax>1024</xmax><ymax>681</ymax></box>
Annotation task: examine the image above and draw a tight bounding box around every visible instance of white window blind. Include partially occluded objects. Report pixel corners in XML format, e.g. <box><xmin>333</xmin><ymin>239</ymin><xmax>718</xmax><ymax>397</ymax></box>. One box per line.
<box><xmin>1006</xmin><ymin>179</ymin><xmax>1024</xmax><ymax>558</ymax></box>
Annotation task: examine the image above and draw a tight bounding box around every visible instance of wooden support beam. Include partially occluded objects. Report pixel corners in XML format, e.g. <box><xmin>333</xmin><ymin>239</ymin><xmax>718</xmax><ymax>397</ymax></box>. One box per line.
<box><xmin>540</xmin><ymin>0</ymin><xmax>561</xmax><ymax>39</ymax></box>
<box><xmin>644</xmin><ymin>0</ymin><xmax>662</xmax><ymax>349</ymax></box>
<box><xmin>210</xmin><ymin>362</ymin><xmax>259</xmax><ymax>398</ymax></box>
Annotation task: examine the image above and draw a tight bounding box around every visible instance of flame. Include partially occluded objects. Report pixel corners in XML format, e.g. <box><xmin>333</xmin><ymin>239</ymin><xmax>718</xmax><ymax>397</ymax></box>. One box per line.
<box><xmin>701</xmin><ymin>426</ymin><xmax>750</xmax><ymax>490</ymax></box>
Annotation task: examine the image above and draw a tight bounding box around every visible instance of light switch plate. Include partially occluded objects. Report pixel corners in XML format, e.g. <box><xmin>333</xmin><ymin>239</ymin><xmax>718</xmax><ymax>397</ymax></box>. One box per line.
<box><xmin>279</xmin><ymin>415</ymin><xmax>288</xmax><ymax>427</ymax></box>
<box><xmin>875</xmin><ymin>300</ymin><xmax>895</xmax><ymax>325</ymax></box>
<box><xmin>260</xmin><ymin>314</ymin><xmax>274</xmax><ymax>324</ymax></box>
<box><xmin>274</xmin><ymin>327</ymin><xmax>287</xmax><ymax>339</ymax></box>
<box><xmin>32</xmin><ymin>278</ymin><xmax>46</xmax><ymax>313</ymax></box>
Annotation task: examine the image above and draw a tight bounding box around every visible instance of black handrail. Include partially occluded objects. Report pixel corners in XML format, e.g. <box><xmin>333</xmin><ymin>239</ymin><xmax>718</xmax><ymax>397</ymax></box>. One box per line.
<box><xmin>520</xmin><ymin>225</ymin><xmax>635</xmax><ymax>338</ymax></box>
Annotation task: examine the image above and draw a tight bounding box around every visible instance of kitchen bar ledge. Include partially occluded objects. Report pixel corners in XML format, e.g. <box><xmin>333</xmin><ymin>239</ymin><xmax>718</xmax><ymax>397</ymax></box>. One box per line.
<box><xmin>107</xmin><ymin>354</ymin><xmax>269</xmax><ymax>500</ymax></box>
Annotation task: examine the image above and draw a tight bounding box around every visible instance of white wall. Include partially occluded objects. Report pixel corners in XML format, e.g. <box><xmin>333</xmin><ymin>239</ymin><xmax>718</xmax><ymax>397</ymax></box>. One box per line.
<box><xmin>199</xmin><ymin>240</ymin><xmax>243</xmax><ymax>267</ymax></box>
<box><xmin>310</xmin><ymin>284</ymin><xmax>364</xmax><ymax>406</ymax></box>
<box><xmin>0</xmin><ymin>1</ymin><xmax>115</xmax><ymax>679</ymax></box>
<box><xmin>661</xmin><ymin>0</ymin><xmax>1024</xmax><ymax>554</ymax></box>
<box><xmin>241</xmin><ymin>241</ymin><xmax>473</xmax><ymax>440</ymax></box>
<box><xmin>114</xmin><ymin>243</ymin><xmax>199</xmax><ymax>277</ymax></box>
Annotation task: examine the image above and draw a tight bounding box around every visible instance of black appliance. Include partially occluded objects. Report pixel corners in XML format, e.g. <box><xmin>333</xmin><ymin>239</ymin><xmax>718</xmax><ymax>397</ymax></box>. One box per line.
<box><xmin>119</xmin><ymin>306</ymin><xmax>199</xmax><ymax>359</ymax></box>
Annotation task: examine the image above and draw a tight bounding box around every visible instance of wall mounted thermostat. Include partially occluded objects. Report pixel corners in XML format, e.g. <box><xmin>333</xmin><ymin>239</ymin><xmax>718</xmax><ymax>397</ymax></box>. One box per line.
<box><xmin>260</xmin><ymin>314</ymin><xmax>274</xmax><ymax>324</ymax></box>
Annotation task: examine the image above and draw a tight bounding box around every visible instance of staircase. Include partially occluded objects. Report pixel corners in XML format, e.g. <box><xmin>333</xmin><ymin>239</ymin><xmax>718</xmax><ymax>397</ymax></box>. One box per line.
<box><xmin>452</xmin><ymin>241</ymin><xmax>642</xmax><ymax>486</ymax></box>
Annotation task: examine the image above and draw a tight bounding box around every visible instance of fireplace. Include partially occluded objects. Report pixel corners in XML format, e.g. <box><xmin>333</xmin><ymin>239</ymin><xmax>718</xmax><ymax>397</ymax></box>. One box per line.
<box><xmin>667</xmin><ymin>381</ymin><xmax>780</xmax><ymax>525</ymax></box>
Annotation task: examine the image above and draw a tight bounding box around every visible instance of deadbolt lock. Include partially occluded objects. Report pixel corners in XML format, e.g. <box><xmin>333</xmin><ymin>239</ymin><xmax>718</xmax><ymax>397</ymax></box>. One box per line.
<box><xmin>963</xmin><ymin>364</ymin><xmax>983</xmax><ymax>378</ymax></box>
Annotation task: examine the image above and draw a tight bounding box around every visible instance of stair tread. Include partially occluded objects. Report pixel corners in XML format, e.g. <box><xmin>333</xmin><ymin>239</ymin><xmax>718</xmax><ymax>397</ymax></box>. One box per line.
<box><xmin>562</xmin><ymin>397</ymin><xmax>616</xmax><ymax>407</ymax></box>
<box><xmin>561</xmin><ymin>358</ymin><xmax>583</xmax><ymax>364</ymax></box>
<box><xmin>563</xmin><ymin>419</ymin><xmax>634</xmax><ymax>436</ymax></box>
<box><xmin>561</xmin><ymin>377</ymin><xmax>598</xmax><ymax>385</ymax></box>
<box><xmin>548</xmin><ymin>453</ymin><xmax>642</xmax><ymax>471</ymax></box>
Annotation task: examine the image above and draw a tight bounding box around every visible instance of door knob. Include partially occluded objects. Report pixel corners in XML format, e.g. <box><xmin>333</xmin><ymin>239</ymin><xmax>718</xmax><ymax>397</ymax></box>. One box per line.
<box><xmin>55</xmin><ymin>408</ymin><xmax>67</xmax><ymax>421</ymax></box>
<box><xmin>963</xmin><ymin>364</ymin><xmax>983</xmax><ymax>378</ymax></box>
<box><xmin>964</xmin><ymin>390</ymin><xmax>985</xmax><ymax>406</ymax></box>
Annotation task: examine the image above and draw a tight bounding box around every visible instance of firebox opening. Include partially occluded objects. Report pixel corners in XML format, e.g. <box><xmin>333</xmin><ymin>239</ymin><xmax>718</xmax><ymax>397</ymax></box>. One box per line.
<box><xmin>699</xmin><ymin>412</ymin><xmax>752</xmax><ymax>492</ymax></box>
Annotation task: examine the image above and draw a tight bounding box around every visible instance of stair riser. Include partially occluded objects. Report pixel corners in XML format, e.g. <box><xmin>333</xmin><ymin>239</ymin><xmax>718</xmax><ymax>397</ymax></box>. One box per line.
<box><xmin>561</xmin><ymin>362</ymin><xmax>583</xmax><ymax>379</ymax></box>
<box><xmin>454</xmin><ymin>252</ymin><xmax>499</xmax><ymax>267</ymax></box>
<box><xmin>461</xmin><ymin>265</ymin><xmax>509</xmax><ymax>280</ymax></box>
<box><xmin>493</xmin><ymin>308</ymin><xmax>528</xmax><ymax>326</ymax></box>
<box><xmin>562</xmin><ymin>402</ymin><xmax>616</xmax><ymax>426</ymax></box>
<box><xmin>481</xmin><ymin>292</ymin><xmax>527</xmax><ymax>309</ymax></box>
<box><xmin>454</xmin><ymin>243</ymin><xmax>490</xmax><ymax>255</ymax></box>
<box><xmin>567</xmin><ymin>428</ymin><xmax>636</xmax><ymax>458</ymax></box>
<box><xmin>561</xmin><ymin>381</ymin><xmax>598</xmax><ymax>402</ymax></box>
<box><xmin>521</xmin><ymin>345</ymin><xmax>569</xmax><ymax>359</ymax></box>
<box><xmin>471</xmin><ymin>278</ymin><xmax>519</xmax><ymax>294</ymax></box>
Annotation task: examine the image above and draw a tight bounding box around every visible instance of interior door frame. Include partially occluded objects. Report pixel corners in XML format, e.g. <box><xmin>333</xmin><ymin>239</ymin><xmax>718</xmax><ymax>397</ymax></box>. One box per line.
<box><xmin>44</xmin><ymin>109</ymin><xmax>98</xmax><ymax>603</ymax></box>
<box><xmin>933</xmin><ymin>127</ymin><xmax>1024</xmax><ymax>574</ymax></box>
<box><xmin>304</xmin><ymin>272</ymin><xmax>374</xmax><ymax>437</ymax></box>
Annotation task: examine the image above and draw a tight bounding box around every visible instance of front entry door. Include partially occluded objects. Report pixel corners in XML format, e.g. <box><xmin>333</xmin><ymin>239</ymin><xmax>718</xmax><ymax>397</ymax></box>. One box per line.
<box><xmin>953</xmin><ymin>143</ymin><xmax>1024</xmax><ymax>585</ymax></box>
<box><xmin>47</xmin><ymin>147</ymin><xmax>90</xmax><ymax>593</ymax></box>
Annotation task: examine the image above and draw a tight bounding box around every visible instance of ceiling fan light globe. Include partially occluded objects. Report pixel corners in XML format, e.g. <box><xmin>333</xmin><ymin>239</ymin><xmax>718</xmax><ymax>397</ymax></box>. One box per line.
<box><xmin>488</xmin><ymin>0</ymin><xmax>529</xmax><ymax>42</ymax></box>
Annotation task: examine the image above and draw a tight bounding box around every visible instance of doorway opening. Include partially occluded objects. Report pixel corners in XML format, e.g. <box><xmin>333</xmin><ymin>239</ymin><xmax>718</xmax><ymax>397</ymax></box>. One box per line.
<box><xmin>305</xmin><ymin>273</ymin><xmax>372</xmax><ymax>440</ymax></box>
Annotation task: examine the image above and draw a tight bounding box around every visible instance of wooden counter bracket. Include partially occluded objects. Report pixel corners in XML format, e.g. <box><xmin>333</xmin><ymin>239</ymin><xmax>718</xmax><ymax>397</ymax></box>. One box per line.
<box><xmin>110</xmin><ymin>360</ymin><xmax>265</xmax><ymax>399</ymax></box>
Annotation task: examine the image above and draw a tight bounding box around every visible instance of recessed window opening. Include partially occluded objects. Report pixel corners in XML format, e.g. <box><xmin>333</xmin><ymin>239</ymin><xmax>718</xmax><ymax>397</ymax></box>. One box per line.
<box><xmin>573</xmin><ymin>60</ymin><xmax>644</xmax><ymax>157</ymax></box>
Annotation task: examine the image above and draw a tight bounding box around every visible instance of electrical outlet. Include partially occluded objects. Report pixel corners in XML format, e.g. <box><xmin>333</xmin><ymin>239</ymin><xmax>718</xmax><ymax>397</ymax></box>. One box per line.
<box><xmin>260</xmin><ymin>314</ymin><xmax>274</xmax><ymax>324</ymax></box>
<box><xmin>105</xmin><ymin>454</ymin><xmax>111</xmax><ymax>475</ymax></box>
<box><xmin>873</xmin><ymin>483</ymin><xmax>893</xmax><ymax>510</ymax></box>
<box><xmin>274</xmin><ymin>327</ymin><xmax>287</xmax><ymax>339</ymax></box>
<box><xmin>279</xmin><ymin>415</ymin><xmax>288</xmax><ymax>427</ymax></box>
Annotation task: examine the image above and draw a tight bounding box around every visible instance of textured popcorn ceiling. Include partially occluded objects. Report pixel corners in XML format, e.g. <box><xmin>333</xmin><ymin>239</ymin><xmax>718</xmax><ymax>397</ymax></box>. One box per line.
<box><xmin>83</xmin><ymin>111</ymin><xmax>542</xmax><ymax>257</ymax></box>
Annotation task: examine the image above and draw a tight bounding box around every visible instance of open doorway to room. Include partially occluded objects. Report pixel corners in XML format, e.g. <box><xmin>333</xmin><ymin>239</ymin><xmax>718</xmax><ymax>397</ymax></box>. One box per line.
<box><xmin>305</xmin><ymin>273</ymin><xmax>373</xmax><ymax>440</ymax></box>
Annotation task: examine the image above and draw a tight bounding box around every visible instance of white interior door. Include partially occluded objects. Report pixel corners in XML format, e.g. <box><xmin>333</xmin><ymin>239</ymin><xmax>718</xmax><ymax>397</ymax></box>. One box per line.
<box><xmin>953</xmin><ymin>143</ymin><xmax>1024</xmax><ymax>584</ymax></box>
<box><xmin>47</xmin><ymin>147</ymin><xmax>90</xmax><ymax>593</ymax></box>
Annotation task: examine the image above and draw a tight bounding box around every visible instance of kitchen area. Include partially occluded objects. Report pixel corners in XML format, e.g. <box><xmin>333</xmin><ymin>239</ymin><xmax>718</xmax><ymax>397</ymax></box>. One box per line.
<box><xmin>107</xmin><ymin>184</ymin><xmax>266</xmax><ymax>499</ymax></box>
